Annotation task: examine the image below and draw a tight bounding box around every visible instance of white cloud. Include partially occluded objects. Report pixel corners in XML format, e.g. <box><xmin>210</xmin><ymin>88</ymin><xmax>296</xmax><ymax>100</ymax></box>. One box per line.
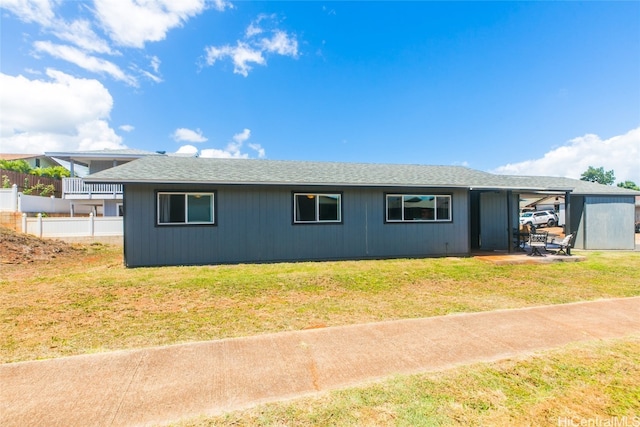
<box><xmin>52</xmin><ymin>19</ymin><xmax>115</xmax><ymax>54</ymax></box>
<box><xmin>203</xmin><ymin>14</ymin><xmax>298</xmax><ymax>77</ymax></box>
<box><xmin>93</xmin><ymin>0</ymin><xmax>208</xmax><ymax>48</ymax></box>
<box><xmin>245</xmin><ymin>22</ymin><xmax>263</xmax><ymax>38</ymax></box>
<box><xmin>260</xmin><ymin>30</ymin><xmax>298</xmax><ymax>56</ymax></box>
<box><xmin>200</xmin><ymin>148</ymin><xmax>247</xmax><ymax>159</ymax></box>
<box><xmin>2</xmin><ymin>0</ymin><xmax>224</xmax><ymax>86</ymax></box>
<box><xmin>137</xmin><ymin>56</ymin><xmax>163</xmax><ymax>82</ymax></box>
<box><xmin>205</xmin><ymin>42</ymin><xmax>265</xmax><ymax>77</ymax></box>
<box><xmin>0</xmin><ymin>0</ymin><xmax>56</xmax><ymax>26</ymax></box>
<box><xmin>492</xmin><ymin>127</ymin><xmax>640</xmax><ymax>184</ymax></box>
<box><xmin>198</xmin><ymin>128</ymin><xmax>265</xmax><ymax>159</ymax></box>
<box><xmin>76</xmin><ymin>120</ymin><xmax>125</xmax><ymax>151</ymax></box>
<box><xmin>248</xmin><ymin>143</ymin><xmax>265</xmax><ymax>158</ymax></box>
<box><xmin>119</xmin><ymin>124</ymin><xmax>135</xmax><ymax>132</ymax></box>
<box><xmin>134</xmin><ymin>66</ymin><xmax>163</xmax><ymax>84</ymax></box>
<box><xmin>210</xmin><ymin>0</ymin><xmax>234</xmax><ymax>12</ymax></box>
<box><xmin>34</xmin><ymin>41</ymin><xmax>137</xmax><ymax>86</ymax></box>
<box><xmin>1</xmin><ymin>1</ymin><xmax>114</xmax><ymax>56</ymax></box>
<box><xmin>149</xmin><ymin>55</ymin><xmax>161</xmax><ymax>73</ymax></box>
<box><xmin>244</xmin><ymin>13</ymin><xmax>272</xmax><ymax>37</ymax></box>
<box><xmin>172</xmin><ymin>128</ymin><xmax>208</xmax><ymax>143</ymax></box>
<box><xmin>233</xmin><ymin>128</ymin><xmax>251</xmax><ymax>144</ymax></box>
<box><xmin>0</xmin><ymin>70</ymin><xmax>124</xmax><ymax>153</ymax></box>
<box><xmin>322</xmin><ymin>6</ymin><xmax>336</xmax><ymax>16</ymax></box>
<box><xmin>176</xmin><ymin>144</ymin><xmax>198</xmax><ymax>155</ymax></box>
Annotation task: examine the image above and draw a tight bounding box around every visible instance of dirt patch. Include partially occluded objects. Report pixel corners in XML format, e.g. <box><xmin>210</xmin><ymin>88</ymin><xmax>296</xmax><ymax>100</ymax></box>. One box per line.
<box><xmin>0</xmin><ymin>227</ymin><xmax>81</xmax><ymax>264</ymax></box>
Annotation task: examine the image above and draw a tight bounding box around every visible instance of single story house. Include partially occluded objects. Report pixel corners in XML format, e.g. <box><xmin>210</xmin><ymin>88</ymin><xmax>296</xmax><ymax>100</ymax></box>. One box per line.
<box><xmin>86</xmin><ymin>156</ymin><xmax>639</xmax><ymax>267</ymax></box>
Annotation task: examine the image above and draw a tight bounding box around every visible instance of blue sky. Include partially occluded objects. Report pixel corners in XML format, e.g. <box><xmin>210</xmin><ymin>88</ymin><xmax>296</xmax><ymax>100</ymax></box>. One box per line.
<box><xmin>1</xmin><ymin>1</ymin><xmax>639</xmax><ymax>183</ymax></box>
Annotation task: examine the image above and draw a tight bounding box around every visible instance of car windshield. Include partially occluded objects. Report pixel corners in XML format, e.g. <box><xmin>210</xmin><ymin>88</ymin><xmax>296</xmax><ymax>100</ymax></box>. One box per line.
<box><xmin>521</xmin><ymin>212</ymin><xmax>533</xmax><ymax>218</ymax></box>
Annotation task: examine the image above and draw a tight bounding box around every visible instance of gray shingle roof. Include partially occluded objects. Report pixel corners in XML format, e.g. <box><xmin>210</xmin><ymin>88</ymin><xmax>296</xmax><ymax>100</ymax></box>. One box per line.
<box><xmin>493</xmin><ymin>175</ymin><xmax>640</xmax><ymax>195</ymax></box>
<box><xmin>85</xmin><ymin>156</ymin><xmax>640</xmax><ymax>195</ymax></box>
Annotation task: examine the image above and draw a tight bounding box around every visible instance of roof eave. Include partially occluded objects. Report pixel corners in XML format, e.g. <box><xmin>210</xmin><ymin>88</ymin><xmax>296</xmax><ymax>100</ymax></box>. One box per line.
<box><xmin>84</xmin><ymin>177</ymin><xmax>476</xmax><ymax>188</ymax></box>
<box><xmin>48</xmin><ymin>154</ymin><xmax>151</xmax><ymax>161</ymax></box>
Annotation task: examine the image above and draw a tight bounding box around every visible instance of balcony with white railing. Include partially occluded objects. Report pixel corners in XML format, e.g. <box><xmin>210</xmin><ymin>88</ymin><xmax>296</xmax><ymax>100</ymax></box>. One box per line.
<box><xmin>62</xmin><ymin>177</ymin><xmax>123</xmax><ymax>200</ymax></box>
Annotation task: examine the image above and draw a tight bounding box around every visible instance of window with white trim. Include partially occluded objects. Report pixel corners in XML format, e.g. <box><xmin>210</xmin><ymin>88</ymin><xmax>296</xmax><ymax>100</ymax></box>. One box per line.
<box><xmin>294</xmin><ymin>193</ymin><xmax>342</xmax><ymax>223</ymax></box>
<box><xmin>157</xmin><ymin>192</ymin><xmax>214</xmax><ymax>225</ymax></box>
<box><xmin>386</xmin><ymin>194</ymin><xmax>451</xmax><ymax>222</ymax></box>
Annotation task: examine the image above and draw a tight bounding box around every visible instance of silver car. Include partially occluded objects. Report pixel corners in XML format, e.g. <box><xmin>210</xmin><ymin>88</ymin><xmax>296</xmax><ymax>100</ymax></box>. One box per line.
<box><xmin>519</xmin><ymin>210</ymin><xmax>558</xmax><ymax>228</ymax></box>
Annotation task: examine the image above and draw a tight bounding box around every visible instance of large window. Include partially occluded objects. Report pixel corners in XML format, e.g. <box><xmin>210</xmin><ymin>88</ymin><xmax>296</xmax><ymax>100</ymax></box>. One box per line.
<box><xmin>294</xmin><ymin>193</ymin><xmax>342</xmax><ymax>223</ymax></box>
<box><xmin>157</xmin><ymin>192</ymin><xmax>214</xmax><ymax>225</ymax></box>
<box><xmin>386</xmin><ymin>194</ymin><xmax>451</xmax><ymax>222</ymax></box>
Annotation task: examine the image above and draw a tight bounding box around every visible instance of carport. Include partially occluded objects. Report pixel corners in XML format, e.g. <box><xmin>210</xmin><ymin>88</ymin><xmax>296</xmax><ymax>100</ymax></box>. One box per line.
<box><xmin>470</xmin><ymin>175</ymin><xmax>638</xmax><ymax>253</ymax></box>
<box><xmin>469</xmin><ymin>187</ymin><xmax>573</xmax><ymax>253</ymax></box>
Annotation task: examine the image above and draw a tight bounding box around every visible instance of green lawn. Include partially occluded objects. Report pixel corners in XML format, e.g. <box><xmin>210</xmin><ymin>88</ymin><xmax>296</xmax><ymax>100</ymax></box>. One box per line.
<box><xmin>1</xmin><ymin>245</ymin><xmax>638</xmax><ymax>363</ymax></box>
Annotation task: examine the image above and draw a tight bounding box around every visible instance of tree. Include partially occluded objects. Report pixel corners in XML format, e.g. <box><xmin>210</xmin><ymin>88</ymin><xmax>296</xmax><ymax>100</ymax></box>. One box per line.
<box><xmin>617</xmin><ymin>180</ymin><xmax>640</xmax><ymax>191</ymax></box>
<box><xmin>580</xmin><ymin>166</ymin><xmax>615</xmax><ymax>185</ymax></box>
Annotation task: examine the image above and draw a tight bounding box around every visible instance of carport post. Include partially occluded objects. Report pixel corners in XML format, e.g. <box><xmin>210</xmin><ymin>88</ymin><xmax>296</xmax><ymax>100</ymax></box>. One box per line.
<box><xmin>507</xmin><ymin>190</ymin><xmax>515</xmax><ymax>252</ymax></box>
<box><xmin>564</xmin><ymin>191</ymin><xmax>572</xmax><ymax>255</ymax></box>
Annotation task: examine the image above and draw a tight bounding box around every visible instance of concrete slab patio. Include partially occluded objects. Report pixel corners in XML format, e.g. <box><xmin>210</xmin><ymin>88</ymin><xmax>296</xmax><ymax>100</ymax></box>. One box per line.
<box><xmin>2</xmin><ymin>297</ymin><xmax>639</xmax><ymax>427</ymax></box>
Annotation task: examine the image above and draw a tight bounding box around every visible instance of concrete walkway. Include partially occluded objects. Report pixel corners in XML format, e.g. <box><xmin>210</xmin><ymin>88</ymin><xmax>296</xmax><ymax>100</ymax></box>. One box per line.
<box><xmin>2</xmin><ymin>297</ymin><xmax>639</xmax><ymax>427</ymax></box>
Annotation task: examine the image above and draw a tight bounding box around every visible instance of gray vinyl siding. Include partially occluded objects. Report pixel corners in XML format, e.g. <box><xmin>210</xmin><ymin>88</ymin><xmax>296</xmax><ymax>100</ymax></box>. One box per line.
<box><xmin>568</xmin><ymin>195</ymin><xmax>586</xmax><ymax>249</ymax></box>
<box><xmin>479</xmin><ymin>191</ymin><xmax>508</xmax><ymax>250</ymax></box>
<box><xmin>582</xmin><ymin>196</ymin><xmax>635</xmax><ymax>250</ymax></box>
<box><xmin>568</xmin><ymin>195</ymin><xmax>635</xmax><ymax>250</ymax></box>
<box><xmin>89</xmin><ymin>160</ymin><xmax>128</xmax><ymax>174</ymax></box>
<box><xmin>123</xmin><ymin>184</ymin><xmax>469</xmax><ymax>267</ymax></box>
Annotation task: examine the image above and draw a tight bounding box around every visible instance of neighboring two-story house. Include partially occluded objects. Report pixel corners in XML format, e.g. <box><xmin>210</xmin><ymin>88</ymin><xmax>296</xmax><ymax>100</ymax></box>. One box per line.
<box><xmin>0</xmin><ymin>153</ymin><xmax>60</xmax><ymax>169</ymax></box>
<box><xmin>45</xmin><ymin>149</ymin><xmax>161</xmax><ymax>216</ymax></box>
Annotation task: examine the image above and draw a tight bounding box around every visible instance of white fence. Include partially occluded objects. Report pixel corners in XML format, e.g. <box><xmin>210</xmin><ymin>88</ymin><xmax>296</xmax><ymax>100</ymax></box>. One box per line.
<box><xmin>1</xmin><ymin>185</ymin><xmax>70</xmax><ymax>213</ymax></box>
<box><xmin>19</xmin><ymin>193</ymin><xmax>71</xmax><ymax>214</ymax></box>
<box><xmin>0</xmin><ymin>187</ymin><xmax>17</xmax><ymax>211</ymax></box>
<box><xmin>22</xmin><ymin>213</ymin><xmax>123</xmax><ymax>238</ymax></box>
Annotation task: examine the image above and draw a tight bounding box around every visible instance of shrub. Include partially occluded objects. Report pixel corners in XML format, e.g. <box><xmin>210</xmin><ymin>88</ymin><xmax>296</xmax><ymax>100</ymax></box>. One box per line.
<box><xmin>22</xmin><ymin>182</ymin><xmax>56</xmax><ymax>197</ymax></box>
<box><xmin>0</xmin><ymin>159</ymin><xmax>31</xmax><ymax>173</ymax></box>
<box><xmin>36</xmin><ymin>166</ymin><xmax>70</xmax><ymax>179</ymax></box>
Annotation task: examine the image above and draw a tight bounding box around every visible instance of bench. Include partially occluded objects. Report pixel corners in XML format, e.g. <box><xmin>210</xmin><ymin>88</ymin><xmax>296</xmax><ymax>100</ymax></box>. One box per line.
<box><xmin>528</xmin><ymin>232</ymin><xmax>548</xmax><ymax>256</ymax></box>
<box><xmin>548</xmin><ymin>232</ymin><xmax>575</xmax><ymax>255</ymax></box>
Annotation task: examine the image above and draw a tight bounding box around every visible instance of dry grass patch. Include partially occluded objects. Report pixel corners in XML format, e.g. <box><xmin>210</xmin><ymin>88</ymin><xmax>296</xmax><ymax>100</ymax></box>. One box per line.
<box><xmin>1</xmin><ymin>238</ymin><xmax>639</xmax><ymax>362</ymax></box>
